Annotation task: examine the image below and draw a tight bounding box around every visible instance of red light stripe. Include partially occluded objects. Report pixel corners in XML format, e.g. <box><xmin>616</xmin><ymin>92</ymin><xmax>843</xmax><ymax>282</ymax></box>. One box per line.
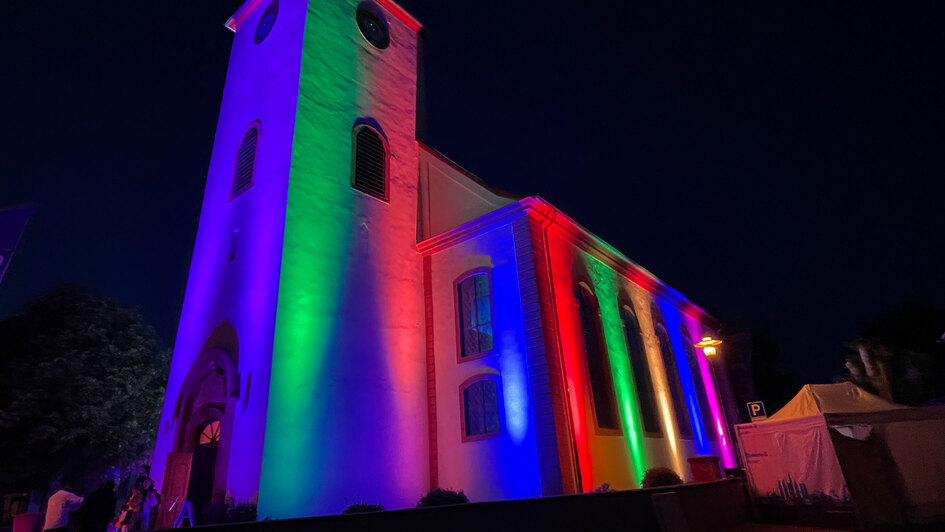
<box><xmin>375</xmin><ymin>0</ymin><xmax>423</xmax><ymax>32</ymax></box>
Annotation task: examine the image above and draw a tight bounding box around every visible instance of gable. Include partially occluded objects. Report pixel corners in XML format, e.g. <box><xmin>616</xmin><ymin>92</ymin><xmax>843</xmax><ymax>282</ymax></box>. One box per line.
<box><xmin>417</xmin><ymin>143</ymin><xmax>519</xmax><ymax>241</ymax></box>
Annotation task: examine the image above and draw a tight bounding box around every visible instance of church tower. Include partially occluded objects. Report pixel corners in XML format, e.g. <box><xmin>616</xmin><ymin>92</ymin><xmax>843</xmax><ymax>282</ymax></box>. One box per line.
<box><xmin>257</xmin><ymin>0</ymin><xmax>426</xmax><ymax>518</ymax></box>
<box><xmin>151</xmin><ymin>0</ymin><xmax>426</xmax><ymax>521</ymax></box>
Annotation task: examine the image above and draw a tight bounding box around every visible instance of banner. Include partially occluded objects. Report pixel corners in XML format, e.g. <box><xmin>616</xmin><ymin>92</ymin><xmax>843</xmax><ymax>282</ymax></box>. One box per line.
<box><xmin>0</xmin><ymin>206</ymin><xmax>32</xmax><ymax>285</ymax></box>
<box><xmin>737</xmin><ymin>416</ymin><xmax>854</xmax><ymax>527</ymax></box>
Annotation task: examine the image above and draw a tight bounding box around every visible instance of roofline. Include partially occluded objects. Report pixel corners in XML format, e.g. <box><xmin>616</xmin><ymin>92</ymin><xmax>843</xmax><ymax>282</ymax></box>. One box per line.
<box><xmin>225</xmin><ymin>0</ymin><xmax>267</xmax><ymax>32</ymax></box>
<box><xmin>375</xmin><ymin>0</ymin><xmax>422</xmax><ymax>32</ymax></box>
<box><xmin>417</xmin><ymin>200</ymin><xmax>530</xmax><ymax>255</ymax></box>
<box><xmin>524</xmin><ymin>197</ymin><xmax>719</xmax><ymax>327</ymax></box>
<box><xmin>417</xmin><ymin>196</ymin><xmax>719</xmax><ymax>327</ymax></box>
<box><xmin>226</xmin><ymin>0</ymin><xmax>422</xmax><ymax>33</ymax></box>
<box><xmin>418</xmin><ymin>142</ymin><xmax>523</xmax><ymax>201</ymax></box>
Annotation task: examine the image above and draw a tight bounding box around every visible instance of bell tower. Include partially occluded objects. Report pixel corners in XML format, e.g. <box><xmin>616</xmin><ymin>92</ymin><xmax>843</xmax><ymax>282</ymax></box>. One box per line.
<box><xmin>257</xmin><ymin>0</ymin><xmax>427</xmax><ymax>518</ymax></box>
<box><xmin>152</xmin><ymin>0</ymin><xmax>426</xmax><ymax>520</ymax></box>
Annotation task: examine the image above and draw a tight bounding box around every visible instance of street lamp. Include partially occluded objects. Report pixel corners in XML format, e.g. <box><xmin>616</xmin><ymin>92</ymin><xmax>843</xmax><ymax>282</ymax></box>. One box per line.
<box><xmin>693</xmin><ymin>335</ymin><xmax>737</xmax><ymax>469</ymax></box>
<box><xmin>695</xmin><ymin>336</ymin><xmax>722</xmax><ymax>357</ymax></box>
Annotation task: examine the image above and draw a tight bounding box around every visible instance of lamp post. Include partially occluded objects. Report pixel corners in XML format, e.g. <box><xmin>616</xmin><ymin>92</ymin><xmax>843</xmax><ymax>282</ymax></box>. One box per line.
<box><xmin>694</xmin><ymin>336</ymin><xmax>723</xmax><ymax>411</ymax></box>
<box><xmin>694</xmin><ymin>336</ymin><xmax>739</xmax><ymax>469</ymax></box>
<box><xmin>694</xmin><ymin>336</ymin><xmax>723</xmax><ymax>404</ymax></box>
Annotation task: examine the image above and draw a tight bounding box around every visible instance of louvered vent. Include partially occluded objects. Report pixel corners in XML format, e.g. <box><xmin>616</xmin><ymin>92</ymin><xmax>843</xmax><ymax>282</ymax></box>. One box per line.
<box><xmin>231</xmin><ymin>126</ymin><xmax>258</xmax><ymax>199</ymax></box>
<box><xmin>352</xmin><ymin>126</ymin><xmax>388</xmax><ymax>201</ymax></box>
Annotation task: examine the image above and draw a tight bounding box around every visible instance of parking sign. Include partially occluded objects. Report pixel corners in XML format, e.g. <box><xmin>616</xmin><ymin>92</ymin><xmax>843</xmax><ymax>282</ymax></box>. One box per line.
<box><xmin>747</xmin><ymin>401</ymin><xmax>767</xmax><ymax>422</ymax></box>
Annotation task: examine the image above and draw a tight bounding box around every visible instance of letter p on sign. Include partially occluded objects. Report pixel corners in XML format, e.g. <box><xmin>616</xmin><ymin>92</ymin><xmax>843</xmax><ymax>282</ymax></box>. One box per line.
<box><xmin>747</xmin><ymin>401</ymin><xmax>767</xmax><ymax>422</ymax></box>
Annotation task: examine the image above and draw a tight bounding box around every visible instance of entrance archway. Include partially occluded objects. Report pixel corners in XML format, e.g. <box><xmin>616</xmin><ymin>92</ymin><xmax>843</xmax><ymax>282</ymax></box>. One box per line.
<box><xmin>158</xmin><ymin>323</ymin><xmax>239</xmax><ymax>527</ymax></box>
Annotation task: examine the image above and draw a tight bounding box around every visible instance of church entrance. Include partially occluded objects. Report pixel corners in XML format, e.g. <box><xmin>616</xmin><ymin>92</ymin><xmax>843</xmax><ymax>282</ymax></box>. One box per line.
<box><xmin>156</xmin><ymin>334</ymin><xmax>239</xmax><ymax>528</ymax></box>
<box><xmin>187</xmin><ymin>420</ymin><xmax>221</xmax><ymax>521</ymax></box>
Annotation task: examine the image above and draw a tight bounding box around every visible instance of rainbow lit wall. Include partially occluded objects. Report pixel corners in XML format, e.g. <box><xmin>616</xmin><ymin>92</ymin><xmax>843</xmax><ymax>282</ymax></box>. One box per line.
<box><xmin>151</xmin><ymin>0</ymin><xmax>307</xmax><ymax>505</ymax></box>
<box><xmin>415</xmin><ymin>195</ymin><xmax>735</xmax><ymax>497</ymax></box>
<box><xmin>536</xmin><ymin>200</ymin><xmax>735</xmax><ymax>489</ymax></box>
<box><xmin>258</xmin><ymin>0</ymin><xmax>427</xmax><ymax>518</ymax></box>
<box><xmin>421</xmin><ymin>210</ymin><xmax>541</xmax><ymax>502</ymax></box>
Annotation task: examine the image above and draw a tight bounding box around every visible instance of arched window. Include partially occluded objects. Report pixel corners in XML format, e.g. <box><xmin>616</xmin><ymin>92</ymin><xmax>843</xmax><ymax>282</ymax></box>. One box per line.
<box><xmin>652</xmin><ymin>305</ymin><xmax>693</xmax><ymax>439</ymax></box>
<box><xmin>620</xmin><ymin>303</ymin><xmax>661</xmax><ymax>435</ymax></box>
<box><xmin>576</xmin><ymin>284</ymin><xmax>619</xmax><ymax>430</ymax></box>
<box><xmin>197</xmin><ymin>420</ymin><xmax>221</xmax><ymax>446</ymax></box>
<box><xmin>351</xmin><ymin>123</ymin><xmax>389</xmax><ymax>201</ymax></box>
<box><xmin>461</xmin><ymin>375</ymin><xmax>501</xmax><ymax>440</ymax></box>
<box><xmin>231</xmin><ymin>123</ymin><xmax>259</xmax><ymax>200</ymax></box>
<box><xmin>681</xmin><ymin>326</ymin><xmax>718</xmax><ymax>441</ymax></box>
<box><xmin>457</xmin><ymin>271</ymin><xmax>493</xmax><ymax>358</ymax></box>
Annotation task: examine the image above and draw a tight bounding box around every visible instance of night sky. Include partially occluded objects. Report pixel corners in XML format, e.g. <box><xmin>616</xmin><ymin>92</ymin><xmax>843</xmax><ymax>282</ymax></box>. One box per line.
<box><xmin>2</xmin><ymin>1</ymin><xmax>943</xmax><ymax>384</ymax></box>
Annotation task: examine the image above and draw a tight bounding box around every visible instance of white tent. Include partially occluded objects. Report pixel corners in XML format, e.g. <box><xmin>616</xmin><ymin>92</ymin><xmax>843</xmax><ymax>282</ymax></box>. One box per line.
<box><xmin>736</xmin><ymin>383</ymin><xmax>945</xmax><ymax>528</ymax></box>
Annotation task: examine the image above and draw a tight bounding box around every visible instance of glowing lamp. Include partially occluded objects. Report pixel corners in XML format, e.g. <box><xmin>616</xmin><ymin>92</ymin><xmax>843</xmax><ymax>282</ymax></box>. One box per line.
<box><xmin>694</xmin><ymin>336</ymin><xmax>722</xmax><ymax>356</ymax></box>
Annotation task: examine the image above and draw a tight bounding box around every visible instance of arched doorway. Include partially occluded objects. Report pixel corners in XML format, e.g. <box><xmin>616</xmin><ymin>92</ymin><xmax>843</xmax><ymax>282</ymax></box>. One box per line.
<box><xmin>187</xmin><ymin>420</ymin><xmax>221</xmax><ymax>519</ymax></box>
<box><xmin>158</xmin><ymin>323</ymin><xmax>239</xmax><ymax>527</ymax></box>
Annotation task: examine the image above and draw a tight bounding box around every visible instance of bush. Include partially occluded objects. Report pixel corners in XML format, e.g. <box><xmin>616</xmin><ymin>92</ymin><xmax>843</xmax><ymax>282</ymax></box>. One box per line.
<box><xmin>641</xmin><ymin>467</ymin><xmax>683</xmax><ymax>488</ymax></box>
<box><xmin>416</xmin><ymin>488</ymin><xmax>469</xmax><ymax>507</ymax></box>
<box><xmin>203</xmin><ymin>502</ymin><xmax>228</xmax><ymax>524</ymax></box>
<box><xmin>225</xmin><ymin>501</ymin><xmax>257</xmax><ymax>523</ymax></box>
<box><xmin>342</xmin><ymin>502</ymin><xmax>385</xmax><ymax>514</ymax></box>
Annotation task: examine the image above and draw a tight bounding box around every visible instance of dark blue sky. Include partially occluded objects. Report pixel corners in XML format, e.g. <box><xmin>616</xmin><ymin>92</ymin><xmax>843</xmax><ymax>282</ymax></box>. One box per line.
<box><xmin>2</xmin><ymin>1</ymin><xmax>943</xmax><ymax>384</ymax></box>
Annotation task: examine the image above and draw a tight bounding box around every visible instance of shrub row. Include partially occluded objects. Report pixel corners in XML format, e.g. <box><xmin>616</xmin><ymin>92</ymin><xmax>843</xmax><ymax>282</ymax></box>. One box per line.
<box><xmin>341</xmin><ymin>467</ymin><xmax>684</xmax><ymax>515</ymax></box>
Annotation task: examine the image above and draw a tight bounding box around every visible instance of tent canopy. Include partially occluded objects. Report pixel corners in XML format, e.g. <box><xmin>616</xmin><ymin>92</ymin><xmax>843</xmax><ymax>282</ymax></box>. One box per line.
<box><xmin>737</xmin><ymin>382</ymin><xmax>945</xmax><ymax>527</ymax></box>
<box><xmin>766</xmin><ymin>382</ymin><xmax>904</xmax><ymax>421</ymax></box>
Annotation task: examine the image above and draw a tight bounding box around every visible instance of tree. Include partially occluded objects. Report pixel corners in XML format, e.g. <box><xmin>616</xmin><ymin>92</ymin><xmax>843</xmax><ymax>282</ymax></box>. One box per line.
<box><xmin>840</xmin><ymin>302</ymin><xmax>945</xmax><ymax>405</ymax></box>
<box><xmin>0</xmin><ymin>286</ymin><xmax>170</xmax><ymax>492</ymax></box>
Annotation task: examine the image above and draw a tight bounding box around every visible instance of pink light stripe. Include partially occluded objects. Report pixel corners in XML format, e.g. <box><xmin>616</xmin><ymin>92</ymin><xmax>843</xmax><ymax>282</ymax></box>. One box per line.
<box><xmin>697</xmin><ymin>352</ymin><xmax>736</xmax><ymax>468</ymax></box>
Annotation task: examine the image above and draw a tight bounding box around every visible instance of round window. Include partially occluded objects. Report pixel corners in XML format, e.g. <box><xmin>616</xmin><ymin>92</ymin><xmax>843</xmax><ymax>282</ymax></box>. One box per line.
<box><xmin>254</xmin><ymin>1</ymin><xmax>278</xmax><ymax>44</ymax></box>
<box><xmin>356</xmin><ymin>4</ymin><xmax>389</xmax><ymax>49</ymax></box>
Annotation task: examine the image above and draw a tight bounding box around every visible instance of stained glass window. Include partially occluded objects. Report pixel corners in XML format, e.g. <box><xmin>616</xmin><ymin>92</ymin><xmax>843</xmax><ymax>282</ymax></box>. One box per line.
<box><xmin>621</xmin><ymin>304</ymin><xmax>661</xmax><ymax>435</ymax></box>
<box><xmin>458</xmin><ymin>273</ymin><xmax>493</xmax><ymax>357</ymax></box>
<box><xmin>577</xmin><ymin>285</ymin><xmax>619</xmax><ymax>430</ymax></box>
<box><xmin>653</xmin><ymin>315</ymin><xmax>693</xmax><ymax>439</ymax></box>
<box><xmin>463</xmin><ymin>379</ymin><xmax>500</xmax><ymax>437</ymax></box>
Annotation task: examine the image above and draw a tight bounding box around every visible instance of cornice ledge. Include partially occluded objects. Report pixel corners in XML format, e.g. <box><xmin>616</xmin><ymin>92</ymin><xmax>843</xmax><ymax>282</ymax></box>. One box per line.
<box><xmin>527</xmin><ymin>197</ymin><xmax>719</xmax><ymax>327</ymax></box>
<box><xmin>417</xmin><ymin>199</ymin><xmax>533</xmax><ymax>255</ymax></box>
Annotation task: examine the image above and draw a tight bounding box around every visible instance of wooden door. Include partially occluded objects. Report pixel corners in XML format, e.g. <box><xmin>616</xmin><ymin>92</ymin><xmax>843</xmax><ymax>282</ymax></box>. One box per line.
<box><xmin>157</xmin><ymin>452</ymin><xmax>192</xmax><ymax>529</ymax></box>
<box><xmin>186</xmin><ymin>445</ymin><xmax>217</xmax><ymax>521</ymax></box>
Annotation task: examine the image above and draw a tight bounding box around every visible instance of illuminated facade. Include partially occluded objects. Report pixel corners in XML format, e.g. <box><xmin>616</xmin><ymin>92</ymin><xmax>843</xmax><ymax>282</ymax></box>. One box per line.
<box><xmin>151</xmin><ymin>0</ymin><xmax>736</xmax><ymax>522</ymax></box>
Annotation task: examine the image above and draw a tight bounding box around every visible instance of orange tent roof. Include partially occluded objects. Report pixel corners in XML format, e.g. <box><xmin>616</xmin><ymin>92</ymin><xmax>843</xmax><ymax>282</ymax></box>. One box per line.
<box><xmin>765</xmin><ymin>382</ymin><xmax>904</xmax><ymax>422</ymax></box>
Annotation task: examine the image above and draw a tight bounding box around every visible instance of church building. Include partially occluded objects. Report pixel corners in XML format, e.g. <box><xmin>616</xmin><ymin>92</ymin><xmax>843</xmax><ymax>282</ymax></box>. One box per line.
<box><xmin>150</xmin><ymin>0</ymin><xmax>737</xmax><ymax>523</ymax></box>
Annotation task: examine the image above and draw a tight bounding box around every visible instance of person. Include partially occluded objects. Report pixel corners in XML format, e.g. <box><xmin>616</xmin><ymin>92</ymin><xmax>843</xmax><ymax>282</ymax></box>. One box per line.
<box><xmin>132</xmin><ymin>479</ymin><xmax>160</xmax><ymax>531</ymax></box>
<box><xmin>43</xmin><ymin>482</ymin><xmax>84</xmax><ymax>532</ymax></box>
<box><xmin>117</xmin><ymin>481</ymin><xmax>143</xmax><ymax>532</ymax></box>
<box><xmin>73</xmin><ymin>481</ymin><xmax>116</xmax><ymax>532</ymax></box>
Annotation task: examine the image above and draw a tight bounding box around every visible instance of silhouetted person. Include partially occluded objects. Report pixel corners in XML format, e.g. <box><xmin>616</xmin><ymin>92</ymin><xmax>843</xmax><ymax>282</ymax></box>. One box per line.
<box><xmin>43</xmin><ymin>481</ymin><xmax>83</xmax><ymax>532</ymax></box>
<box><xmin>132</xmin><ymin>478</ymin><xmax>160</xmax><ymax>531</ymax></box>
<box><xmin>118</xmin><ymin>480</ymin><xmax>144</xmax><ymax>532</ymax></box>
<box><xmin>74</xmin><ymin>481</ymin><xmax>116</xmax><ymax>532</ymax></box>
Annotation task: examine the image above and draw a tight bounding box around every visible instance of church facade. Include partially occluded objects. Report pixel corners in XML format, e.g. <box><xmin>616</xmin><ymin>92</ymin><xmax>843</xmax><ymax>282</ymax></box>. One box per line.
<box><xmin>150</xmin><ymin>0</ymin><xmax>736</xmax><ymax>523</ymax></box>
